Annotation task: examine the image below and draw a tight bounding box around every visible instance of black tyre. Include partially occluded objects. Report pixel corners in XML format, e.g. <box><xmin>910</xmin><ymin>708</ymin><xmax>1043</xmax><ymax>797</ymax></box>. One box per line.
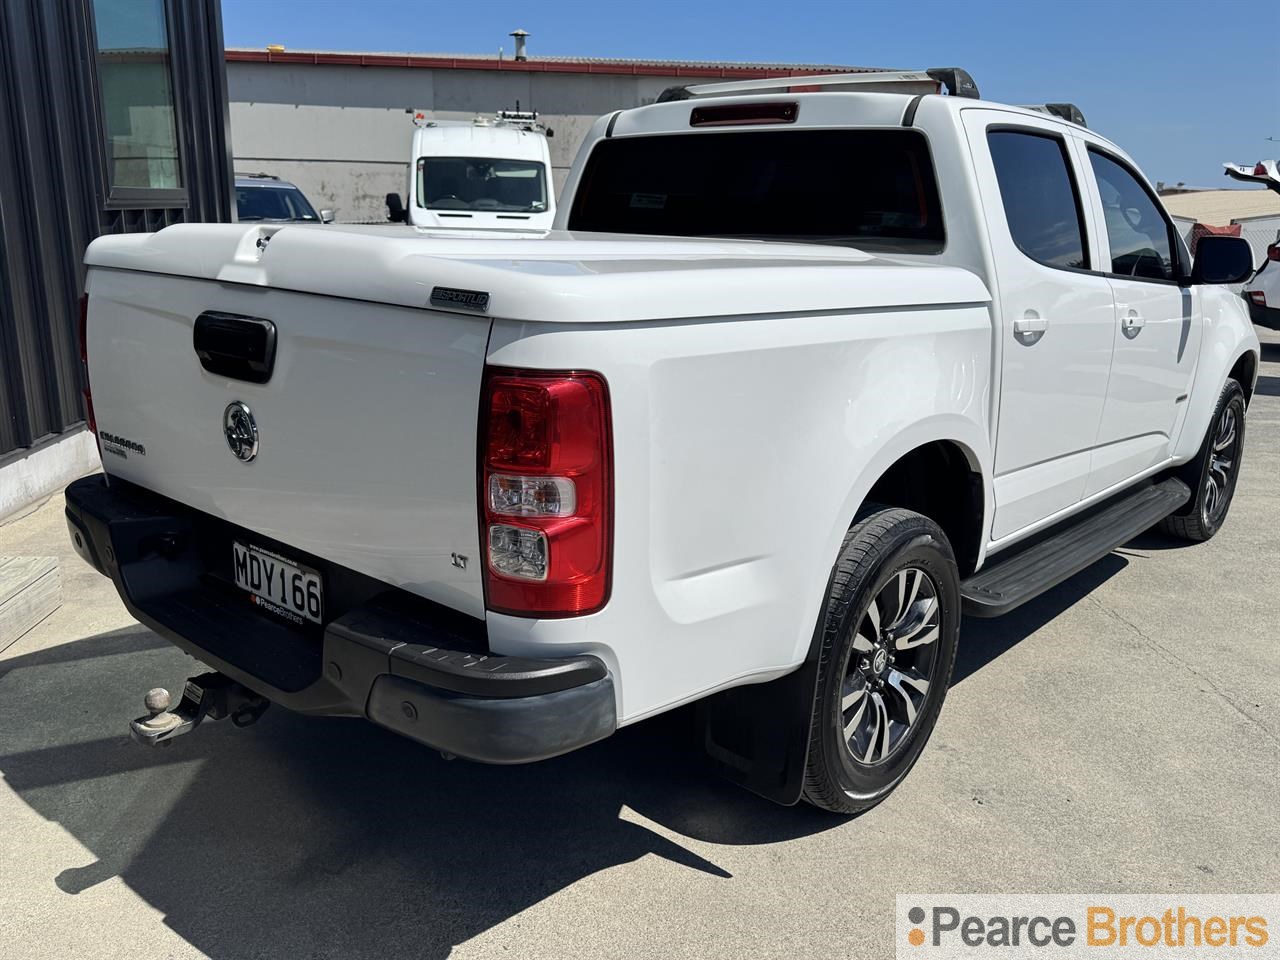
<box><xmin>801</xmin><ymin>507</ymin><xmax>960</xmax><ymax>815</ymax></box>
<box><xmin>1159</xmin><ymin>378</ymin><xmax>1246</xmax><ymax>543</ymax></box>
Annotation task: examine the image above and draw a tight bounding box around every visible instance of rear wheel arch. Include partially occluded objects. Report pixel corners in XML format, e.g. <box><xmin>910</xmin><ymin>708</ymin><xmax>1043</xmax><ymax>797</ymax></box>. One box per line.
<box><xmin>861</xmin><ymin>439</ymin><xmax>985</xmax><ymax>578</ymax></box>
<box><xmin>699</xmin><ymin>434</ymin><xmax>986</xmax><ymax>808</ymax></box>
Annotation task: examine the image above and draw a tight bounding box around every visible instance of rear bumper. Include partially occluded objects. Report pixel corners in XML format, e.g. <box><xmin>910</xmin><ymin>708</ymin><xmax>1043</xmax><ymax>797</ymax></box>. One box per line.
<box><xmin>64</xmin><ymin>474</ymin><xmax>616</xmax><ymax>763</ymax></box>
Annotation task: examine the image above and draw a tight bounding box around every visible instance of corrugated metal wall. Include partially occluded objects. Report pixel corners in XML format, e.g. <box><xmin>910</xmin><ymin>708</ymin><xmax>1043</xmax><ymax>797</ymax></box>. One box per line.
<box><xmin>0</xmin><ymin>0</ymin><xmax>232</xmax><ymax>460</ymax></box>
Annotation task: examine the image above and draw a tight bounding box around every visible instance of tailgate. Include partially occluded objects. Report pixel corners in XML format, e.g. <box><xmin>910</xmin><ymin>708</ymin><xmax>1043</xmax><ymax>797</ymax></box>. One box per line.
<box><xmin>85</xmin><ymin>265</ymin><xmax>491</xmax><ymax>618</ymax></box>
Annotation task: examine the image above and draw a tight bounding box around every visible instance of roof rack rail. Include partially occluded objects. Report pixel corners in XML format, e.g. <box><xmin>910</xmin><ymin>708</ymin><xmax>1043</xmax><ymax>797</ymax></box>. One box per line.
<box><xmin>234</xmin><ymin>171</ymin><xmax>281</xmax><ymax>180</ymax></box>
<box><xmin>411</xmin><ymin>107</ymin><xmax>552</xmax><ymax>136</ymax></box>
<box><xmin>655</xmin><ymin>66</ymin><xmax>979</xmax><ymax>104</ymax></box>
<box><xmin>1020</xmin><ymin>103</ymin><xmax>1087</xmax><ymax>127</ymax></box>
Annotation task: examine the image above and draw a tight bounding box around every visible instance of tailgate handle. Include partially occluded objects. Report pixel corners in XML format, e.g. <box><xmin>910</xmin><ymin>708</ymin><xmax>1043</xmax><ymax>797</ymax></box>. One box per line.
<box><xmin>193</xmin><ymin>312</ymin><xmax>277</xmax><ymax>384</ymax></box>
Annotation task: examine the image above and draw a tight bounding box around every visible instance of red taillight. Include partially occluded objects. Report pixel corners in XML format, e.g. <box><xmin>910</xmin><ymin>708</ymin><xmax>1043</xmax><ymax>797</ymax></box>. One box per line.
<box><xmin>78</xmin><ymin>293</ymin><xmax>96</xmax><ymax>435</ymax></box>
<box><xmin>1255</xmin><ymin>163</ymin><xmax>1268</xmax><ymax>177</ymax></box>
<box><xmin>1249</xmin><ymin>291</ymin><xmax>1267</xmax><ymax>306</ymax></box>
<box><xmin>480</xmin><ymin>367</ymin><xmax>612</xmax><ymax>617</ymax></box>
<box><xmin>1268</xmin><ymin>243</ymin><xmax>1280</xmax><ymax>263</ymax></box>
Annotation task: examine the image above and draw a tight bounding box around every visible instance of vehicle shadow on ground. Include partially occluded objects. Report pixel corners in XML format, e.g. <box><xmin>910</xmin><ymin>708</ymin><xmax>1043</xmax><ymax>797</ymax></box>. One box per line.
<box><xmin>0</xmin><ymin>552</ymin><xmax>1131</xmax><ymax>959</ymax></box>
<box><xmin>954</xmin><ymin>553</ymin><xmax>1126</xmax><ymax>684</ymax></box>
<box><xmin>1253</xmin><ymin>374</ymin><xmax>1280</xmax><ymax>397</ymax></box>
<box><xmin>0</xmin><ymin>625</ymin><xmax>840</xmax><ymax>959</ymax></box>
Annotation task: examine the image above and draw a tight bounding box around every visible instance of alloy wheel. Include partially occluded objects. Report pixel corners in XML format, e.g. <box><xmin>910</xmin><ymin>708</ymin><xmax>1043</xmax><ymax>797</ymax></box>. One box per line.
<box><xmin>839</xmin><ymin>567</ymin><xmax>941</xmax><ymax>766</ymax></box>
<box><xmin>1204</xmin><ymin>404</ymin><xmax>1240</xmax><ymax>525</ymax></box>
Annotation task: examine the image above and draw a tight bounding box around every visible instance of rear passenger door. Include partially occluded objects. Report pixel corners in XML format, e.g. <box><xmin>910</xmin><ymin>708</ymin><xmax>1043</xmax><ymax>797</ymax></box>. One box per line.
<box><xmin>1077</xmin><ymin>146</ymin><xmax>1201</xmax><ymax>496</ymax></box>
<box><xmin>964</xmin><ymin>114</ymin><xmax>1117</xmax><ymax>540</ymax></box>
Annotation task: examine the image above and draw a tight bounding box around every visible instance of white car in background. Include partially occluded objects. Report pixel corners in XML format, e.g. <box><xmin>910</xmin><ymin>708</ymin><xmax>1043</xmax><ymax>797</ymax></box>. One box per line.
<box><xmin>385</xmin><ymin>110</ymin><xmax>556</xmax><ymax>230</ymax></box>
<box><xmin>1245</xmin><ymin>239</ymin><xmax>1280</xmax><ymax>329</ymax></box>
<box><xmin>1224</xmin><ymin>159</ymin><xmax>1280</xmax><ymax>329</ymax></box>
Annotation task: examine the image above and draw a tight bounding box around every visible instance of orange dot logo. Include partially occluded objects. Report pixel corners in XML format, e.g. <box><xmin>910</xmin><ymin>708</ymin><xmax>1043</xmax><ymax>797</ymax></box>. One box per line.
<box><xmin>908</xmin><ymin>906</ymin><xmax>927</xmax><ymax>947</ymax></box>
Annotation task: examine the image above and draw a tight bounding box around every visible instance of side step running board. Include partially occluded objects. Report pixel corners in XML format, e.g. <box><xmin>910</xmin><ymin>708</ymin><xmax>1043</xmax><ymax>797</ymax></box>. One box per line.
<box><xmin>961</xmin><ymin>478</ymin><xmax>1191</xmax><ymax>618</ymax></box>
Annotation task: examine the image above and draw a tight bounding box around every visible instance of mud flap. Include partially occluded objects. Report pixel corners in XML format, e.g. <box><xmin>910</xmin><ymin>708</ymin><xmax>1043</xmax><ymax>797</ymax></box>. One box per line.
<box><xmin>696</xmin><ymin>658</ymin><xmax>819</xmax><ymax>807</ymax></box>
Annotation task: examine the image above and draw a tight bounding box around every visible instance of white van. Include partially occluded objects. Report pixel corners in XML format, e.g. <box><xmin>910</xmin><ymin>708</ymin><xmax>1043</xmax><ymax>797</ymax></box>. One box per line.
<box><xmin>387</xmin><ymin>111</ymin><xmax>555</xmax><ymax>230</ymax></box>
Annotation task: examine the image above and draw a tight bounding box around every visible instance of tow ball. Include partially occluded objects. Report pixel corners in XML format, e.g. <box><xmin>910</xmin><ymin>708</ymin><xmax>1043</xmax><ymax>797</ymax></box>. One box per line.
<box><xmin>129</xmin><ymin>672</ymin><xmax>270</xmax><ymax>747</ymax></box>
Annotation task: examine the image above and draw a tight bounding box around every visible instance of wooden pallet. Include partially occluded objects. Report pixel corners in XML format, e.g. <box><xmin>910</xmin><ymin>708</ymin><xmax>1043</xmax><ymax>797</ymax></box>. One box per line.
<box><xmin>0</xmin><ymin>557</ymin><xmax>62</xmax><ymax>654</ymax></box>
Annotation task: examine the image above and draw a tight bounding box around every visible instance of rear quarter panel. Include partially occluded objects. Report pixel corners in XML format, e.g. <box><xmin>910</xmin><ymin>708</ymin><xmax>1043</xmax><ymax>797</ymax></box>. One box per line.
<box><xmin>484</xmin><ymin>305</ymin><xmax>993</xmax><ymax>724</ymax></box>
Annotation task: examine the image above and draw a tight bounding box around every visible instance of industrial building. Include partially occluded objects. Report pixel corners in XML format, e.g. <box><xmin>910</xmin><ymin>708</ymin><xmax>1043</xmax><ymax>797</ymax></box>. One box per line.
<box><xmin>226</xmin><ymin>38</ymin><xmax>876</xmax><ymax>222</ymax></box>
<box><xmin>0</xmin><ymin>0</ymin><xmax>233</xmax><ymax>517</ymax></box>
<box><xmin>1162</xmin><ymin>187</ymin><xmax>1280</xmax><ymax>266</ymax></box>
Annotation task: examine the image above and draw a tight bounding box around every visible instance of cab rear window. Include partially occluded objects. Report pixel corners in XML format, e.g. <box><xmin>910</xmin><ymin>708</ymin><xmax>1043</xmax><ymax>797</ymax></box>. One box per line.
<box><xmin>568</xmin><ymin>129</ymin><xmax>945</xmax><ymax>253</ymax></box>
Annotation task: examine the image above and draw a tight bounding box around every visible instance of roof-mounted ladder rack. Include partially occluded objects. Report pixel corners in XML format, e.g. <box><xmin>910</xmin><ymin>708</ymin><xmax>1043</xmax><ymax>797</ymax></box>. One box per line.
<box><xmin>655</xmin><ymin>67</ymin><xmax>979</xmax><ymax>104</ymax></box>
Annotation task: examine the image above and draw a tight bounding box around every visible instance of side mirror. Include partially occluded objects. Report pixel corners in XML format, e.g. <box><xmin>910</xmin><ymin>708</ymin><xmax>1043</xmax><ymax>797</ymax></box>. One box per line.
<box><xmin>385</xmin><ymin>192</ymin><xmax>407</xmax><ymax>224</ymax></box>
<box><xmin>1190</xmin><ymin>235</ymin><xmax>1255</xmax><ymax>285</ymax></box>
<box><xmin>319</xmin><ymin>209</ymin><xmax>335</xmax><ymax>224</ymax></box>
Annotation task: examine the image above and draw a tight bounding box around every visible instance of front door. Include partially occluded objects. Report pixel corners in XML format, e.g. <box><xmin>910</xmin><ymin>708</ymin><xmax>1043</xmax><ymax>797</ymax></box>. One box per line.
<box><xmin>965</xmin><ymin>114</ymin><xmax>1117</xmax><ymax>540</ymax></box>
<box><xmin>1079</xmin><ymin>145</ymin><xmax>1202</xmax><ymax>495</ymax></box>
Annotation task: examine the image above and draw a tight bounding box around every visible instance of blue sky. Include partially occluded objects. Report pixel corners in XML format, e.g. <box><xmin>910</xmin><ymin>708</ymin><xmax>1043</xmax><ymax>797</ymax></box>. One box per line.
<box><xmin>220</xmin><ymin>0</ymin><xmax>1279</xmax><ymax>187</ymax></box>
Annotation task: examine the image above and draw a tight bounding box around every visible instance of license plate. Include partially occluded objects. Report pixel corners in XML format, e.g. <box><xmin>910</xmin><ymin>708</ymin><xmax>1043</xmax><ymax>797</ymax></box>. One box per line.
<box><xmin>232</xmin><ymin>542</ymin><xmax>323</xmax><ymax>625</ymax></box>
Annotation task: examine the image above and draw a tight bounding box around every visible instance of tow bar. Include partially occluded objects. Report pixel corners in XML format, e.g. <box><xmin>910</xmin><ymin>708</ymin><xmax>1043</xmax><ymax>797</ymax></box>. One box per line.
<box><xmin>130</xmin><ymin>672</ymin><xmax>270</xmax><ymax>747</ymax></box>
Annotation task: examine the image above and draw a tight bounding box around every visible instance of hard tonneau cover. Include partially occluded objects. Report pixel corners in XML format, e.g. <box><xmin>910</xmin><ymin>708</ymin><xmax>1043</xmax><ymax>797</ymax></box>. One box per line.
<box><xmin>86</xmin><ymin>223</ymin><xmax>991</xmax><ymax>323</ymax></box>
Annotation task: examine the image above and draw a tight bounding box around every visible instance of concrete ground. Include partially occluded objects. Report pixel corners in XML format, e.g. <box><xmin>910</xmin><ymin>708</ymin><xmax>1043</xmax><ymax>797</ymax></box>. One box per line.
<box><xmin>2</xmin><ymin>336</ymin><xmax>1278</xmax><ymax>960</ymax></box>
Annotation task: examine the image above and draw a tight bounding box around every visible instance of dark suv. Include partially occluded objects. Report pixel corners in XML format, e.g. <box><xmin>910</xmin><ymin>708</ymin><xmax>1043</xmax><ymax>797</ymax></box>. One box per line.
<box><xmin>235</xmin><ymin>173</ymin><xmax>334</xmax><ymax>223</ymax></box>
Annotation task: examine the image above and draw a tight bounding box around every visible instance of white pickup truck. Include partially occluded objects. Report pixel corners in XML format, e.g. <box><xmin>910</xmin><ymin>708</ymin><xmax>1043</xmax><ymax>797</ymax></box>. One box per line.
<box><xmin>67</xmin><ymin>69</ymin><xmax>1259</xmax><ymax>814</ymax></box>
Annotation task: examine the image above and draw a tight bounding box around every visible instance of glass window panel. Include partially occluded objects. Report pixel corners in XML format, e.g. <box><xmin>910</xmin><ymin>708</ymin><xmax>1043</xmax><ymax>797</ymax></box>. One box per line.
<box><xmin>1088</xmin><ymin>150</ymin><xmax>1176</xmax><ymax>281</ymax></box>
<box><xmin>416</xmin><ymin>157</ymin><xmax>548</xmax><ymax>213</ymax></box>
<box><xmin>93</xmin><ymin>0</ymin><xmax>183</xmax><ymax>190</ymax></box>
<box><xmin>567</xmin><ymin>130</ymin><xmax>945</xmax><ymax>254</ymax></box>
<box><xmin>987</xmin><ymin>131</ymin><xmax>1088</xmax><ymax>270</ymax></box>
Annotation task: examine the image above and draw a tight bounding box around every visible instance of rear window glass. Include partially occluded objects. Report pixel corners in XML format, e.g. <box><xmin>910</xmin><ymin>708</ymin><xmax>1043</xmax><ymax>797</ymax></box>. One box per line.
<box><xmin>568</xmin><ymin>129</ymin><xmax>945</xmax><ymax>254</ymax></box>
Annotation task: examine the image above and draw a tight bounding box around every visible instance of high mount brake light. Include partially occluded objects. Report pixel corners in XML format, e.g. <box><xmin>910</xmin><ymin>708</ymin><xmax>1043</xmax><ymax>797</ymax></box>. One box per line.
<box><xmin>479</xmin><ymin>367</ymin><xmax>612</xmax><ymax>617</ymax></box>
<box><xmin>689</xmin><ymin>101</ymin><xmax>799</xmax><ymax>127</ymax></box>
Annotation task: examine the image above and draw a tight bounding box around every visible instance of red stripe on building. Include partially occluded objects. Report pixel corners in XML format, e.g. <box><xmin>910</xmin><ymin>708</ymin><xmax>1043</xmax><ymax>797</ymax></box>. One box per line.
<box><xmin>224</xmin><ymin>49</ymin><xmax>872</xmax><ymax>80</ymax></box>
